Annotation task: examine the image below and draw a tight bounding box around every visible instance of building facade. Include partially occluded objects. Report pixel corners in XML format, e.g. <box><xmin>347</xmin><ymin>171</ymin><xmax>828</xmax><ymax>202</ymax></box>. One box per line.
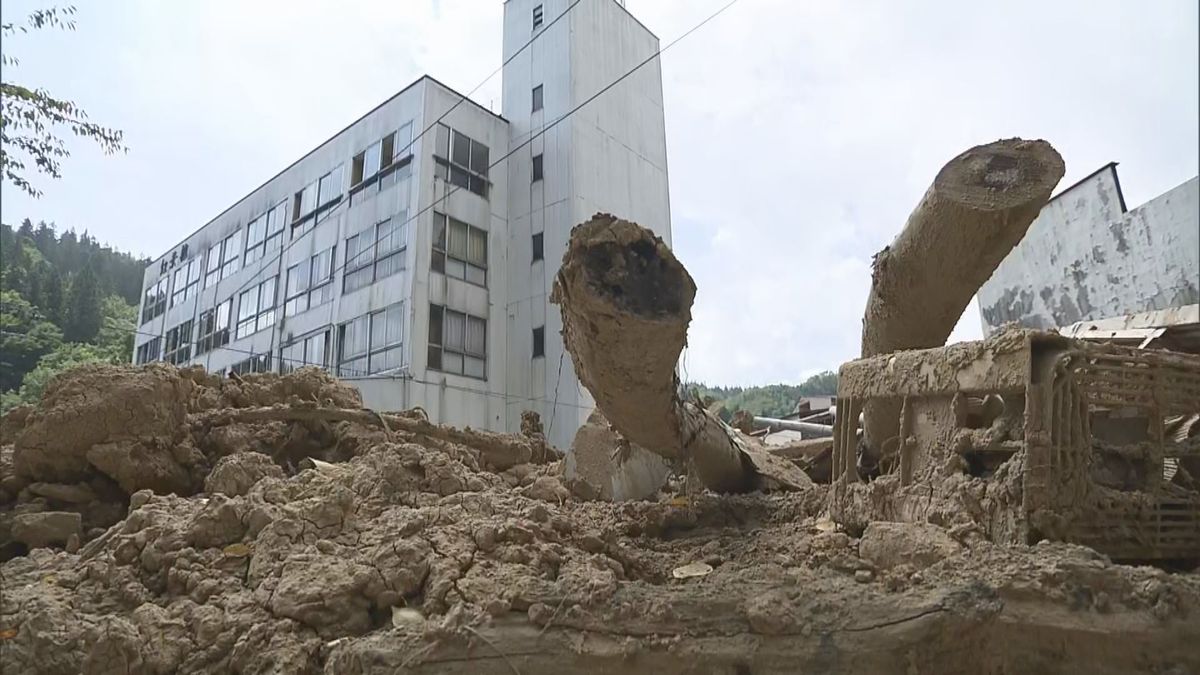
<box><xmin>979</xmin><ymin>163</ymin><xmax>1199</xmax><ymax>334</ymax></box>
<box><xmin>133</xmin><ymin>1</ymin><xmax>671</xmax><ymax>451</ymax></box>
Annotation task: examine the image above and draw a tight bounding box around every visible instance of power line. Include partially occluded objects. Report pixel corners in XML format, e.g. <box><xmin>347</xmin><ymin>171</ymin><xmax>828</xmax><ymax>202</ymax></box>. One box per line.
<box><xmin>182</xmin><ymin>0</ymin><xmax>741</xmax><ymax>316</ymax></box>
<box><xmin>122</xmin><ymin>0</ymin><xmax>745</xmax><ymax>414</ymax></box>
<box><xmin>215</xmin><ymin>0</ymin><xmax>584</xmax><ymax>308</ymax></box>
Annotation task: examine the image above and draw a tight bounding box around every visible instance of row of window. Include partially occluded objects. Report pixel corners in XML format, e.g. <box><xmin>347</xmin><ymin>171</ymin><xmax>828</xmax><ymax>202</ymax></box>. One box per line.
<box><xmin>140</xmin><ymin>302</ymin><xmax>550</xmax><ymax>380</ymax></box>
<box><xmin>143</xmin><ymin>120</ymin><xmax>420</xmax><ymax>325</ymax></box>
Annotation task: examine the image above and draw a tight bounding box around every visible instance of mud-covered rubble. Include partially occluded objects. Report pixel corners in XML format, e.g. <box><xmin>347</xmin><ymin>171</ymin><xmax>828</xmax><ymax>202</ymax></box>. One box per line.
<box><xmin>2</xmin><ymin>366</ymin><xmax>1200</xmax><ymax>674</ymax></box>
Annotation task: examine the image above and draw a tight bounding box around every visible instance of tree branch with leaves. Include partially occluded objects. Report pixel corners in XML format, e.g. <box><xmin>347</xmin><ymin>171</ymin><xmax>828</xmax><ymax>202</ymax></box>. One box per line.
<box><xmin>1</xmin><ymin>5</ymin><xmax>126</xmax><ymax>198</ymax></box>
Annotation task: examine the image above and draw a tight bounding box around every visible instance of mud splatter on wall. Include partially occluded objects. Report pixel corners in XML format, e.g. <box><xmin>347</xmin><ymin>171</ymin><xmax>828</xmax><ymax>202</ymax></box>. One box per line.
<box><xmin>980</xmin><ymin>165</ymin><xmax>1199</xmax><ymax>332</ymax></box>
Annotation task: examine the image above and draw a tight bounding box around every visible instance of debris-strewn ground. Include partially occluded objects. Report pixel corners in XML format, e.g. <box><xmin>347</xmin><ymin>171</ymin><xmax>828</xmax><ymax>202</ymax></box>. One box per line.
<box><xmin>2</xmin><ymin>366</ymin><xmax>1198</xmax><ymax>674</ymax></box>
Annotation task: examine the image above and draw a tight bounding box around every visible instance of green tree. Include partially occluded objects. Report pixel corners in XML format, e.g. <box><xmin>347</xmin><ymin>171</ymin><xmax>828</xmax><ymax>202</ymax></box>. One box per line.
<box><xmin>64</xmin><ymin>260</ymin><xmax>100</xmax><ymax>342</ymax></box>
<box><xmin>96</xmin><ymin>294</ymin><xmax>136</xmax><ymax>362</ymax></box>
<box><xmin>41</xmin><ymin>267</ymin><xmax>64</xmax><ymax>323</ymax></box>
<box><xmin>1</xmin><ymin>341</ymin><xmax>122</xmax><ymax>411</ymax></box>
<box><xmin>0</xmin><ymin>289</ymin><xmax>63</xmax><ymax>391</ymax></box>
<box><xmin>1</xmin><ymin>5</ymin><xmax>126</xmax><ymax>198</ymax></box>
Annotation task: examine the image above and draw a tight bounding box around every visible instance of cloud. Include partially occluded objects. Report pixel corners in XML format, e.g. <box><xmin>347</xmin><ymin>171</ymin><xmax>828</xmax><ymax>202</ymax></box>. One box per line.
<box><xmin>1</xmin><ymin>0</ymin><xmax>1195</xmax><ymax>386</ymax></box>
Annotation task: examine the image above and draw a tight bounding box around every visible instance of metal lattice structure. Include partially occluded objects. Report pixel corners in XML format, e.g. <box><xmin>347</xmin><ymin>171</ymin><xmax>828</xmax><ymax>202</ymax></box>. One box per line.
<box><xmin>831</xmin><ymin>330</ymin><xmax>1200</xmax><ymax>561</ymax></box>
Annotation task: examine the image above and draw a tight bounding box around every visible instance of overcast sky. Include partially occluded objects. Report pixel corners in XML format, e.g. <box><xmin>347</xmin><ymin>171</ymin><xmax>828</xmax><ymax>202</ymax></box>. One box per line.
<box><xmin>2</xmin><ymin>0</ymin><xmax>1196</xmax><ymax>386</ymax></box>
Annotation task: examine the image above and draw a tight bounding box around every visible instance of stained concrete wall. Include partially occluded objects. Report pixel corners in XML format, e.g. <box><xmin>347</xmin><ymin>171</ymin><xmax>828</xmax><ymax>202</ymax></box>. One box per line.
<box><xmin>502</xmin><ymin>0</ymin><xmax>672</xmax><ymax>450</ymax></box>
<box><xmin>979</xmin><ymin>164</ymin><xmax>1199</xmax><ymax>333</ymax></box>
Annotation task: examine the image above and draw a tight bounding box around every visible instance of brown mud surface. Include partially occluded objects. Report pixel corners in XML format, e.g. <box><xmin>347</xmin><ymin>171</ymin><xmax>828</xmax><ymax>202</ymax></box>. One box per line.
<box><xmin>2</xmin><ymin>366</ymin><xmax>1199</xmax><ymax>674</ymax></box>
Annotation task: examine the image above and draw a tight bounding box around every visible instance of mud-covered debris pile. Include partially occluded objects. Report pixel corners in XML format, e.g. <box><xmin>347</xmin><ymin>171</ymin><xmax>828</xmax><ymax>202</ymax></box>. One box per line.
<box><xmin>0</xmin><ymin>363</ymin><xmax>553</xmax><ymax>560</ymax></box>
<box><xmin>2</xmin><ymin>365</ymin><xmax>1199</xmax><ymax>674</ymax></box>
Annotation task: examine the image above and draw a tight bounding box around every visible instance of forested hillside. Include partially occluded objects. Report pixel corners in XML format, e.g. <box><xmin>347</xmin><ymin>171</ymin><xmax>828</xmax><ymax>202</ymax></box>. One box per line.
<box><xmin>686</xmin><ymin>371</ymin><xmax>838</xmax><ymax>420</ymax></box>
<box><xmin>0</xmin><ymin>220</ymin><xmax>148</xmax><ymax>410</ymax></box>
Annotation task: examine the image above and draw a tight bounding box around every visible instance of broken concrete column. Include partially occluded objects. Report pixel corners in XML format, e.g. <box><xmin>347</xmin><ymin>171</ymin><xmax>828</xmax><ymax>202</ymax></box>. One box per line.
<box><xmin>552</xmin><ymin>214</ymin><xmax>810</xmax><ymax>493</ymax></box>
<box><xmin>563</xmin><ymin>410</ymin><xmax>673</xmax><ymax>501</ymax></box>
<box><xmin>860</xmin><ymin>138</ymin><xmax>1065</xmax><ymax>467</ymax></box>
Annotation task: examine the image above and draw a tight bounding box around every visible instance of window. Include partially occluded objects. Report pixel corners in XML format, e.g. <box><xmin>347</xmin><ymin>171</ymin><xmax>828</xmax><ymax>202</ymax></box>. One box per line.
<box><xmin>170</xmin><ymin>257</ymin><xmax>201</xmax><ymax>307</ymax></box>
<box><xmin>135</xmin><ymin>337</ymin><xmax>162</xmax><ymax>365</ymax></box>
<box><xmin>317</xmin><ymin>164</ymin><xmax>344</xmax><ymax>209</ymax></box>
<box><xmin>280</xmin><ymin>329</ymin><xmax>330</xmax><ymax>373</ymax></box>
<box><xmin>292</xmin><ymin>181</ymin><xmax>316</xmax><ymax>223</ymax></box>
<box><xmin>532</xmin><ymin>154</ymin><xmax>544</xmax><ymax>182</ymax></box>
<box><xmin>532</xmin><ymin>85</ymin><xmax>543</xmax><ymax>112</ymax></box>
<box><xmin>205</xmin><ymin>230</ymin><xmax>242</xmax><ymax>288</ymax></box>
<box><xmin>351</xmin><ymin>124</ymin><xmax>415</xmax><ymax>207</ymax></box>
<box><xmin>231</xmin><ymin>353</ymin><xmax>272</xmax><ymax>376</ymax></box>
<box><xmin>245</xmin><ymin>202</ymin><xmax>287</xmax><ymax>265</ymax></box>
<box><xmin>344</xmin><ymin>217</ymin><xmax>407</xmax><ymax>294</ymax></box>
<box><xmin>236</xmin><ymin>277</ymin><xmax>277</xmax><ymax>339</ymax></box>
<box><xmin>196</xmin><ymin>299</ymin><xmax>232</xmax><ymax>355</ymax></box>
<box><xmin>533</xmin><ymin>326</ymin><xmax>545</xmax><ymax>359</ymax></box>
<box><xmin>533</xmin><ymin>4</ymin><xmax>543</xmax><ymax>28</ymax></box>
<box><xmin>284</xmin><ymin>246</ymin><xmax>336</xmax><ymax>316</ymax></box>
<box><xmin>141</xmin><ymin>277</ymin><xmax>170</xmax><ymax>323</ymax></box>
<box><xmin>432</xmin><ymin>213</ymin><xmax>487</xmax><ymax>286</ymax></box>
<box><xmin>164</xmin><ymin>319</ymin><xmax>193</xmax><ymax>365</ymax></box>
<box><xmin>532</xmin><ymin>232</ymin><xmax>544</xmax><ymax>262</ymax></box>
<box><xmin>428</xmin><ymin>304</ymin><xmax>486</xmax><ymax>378</ymax></box>
<box><xmin>433</xmin><ymin>124</ymin><xmax>489</xmax><ymax>198</ymax></box>
<box><xmin>337</xmin><ymin>303</ymin><xmax>404</xmax><ymax>376</ymax></box>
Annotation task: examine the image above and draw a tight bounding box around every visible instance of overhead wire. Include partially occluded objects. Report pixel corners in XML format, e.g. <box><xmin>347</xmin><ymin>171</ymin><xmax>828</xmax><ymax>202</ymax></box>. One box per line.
<box><xmin>124</xmin><ymin>0</ymin><xmax>746</xmax><ymax>417</ymax></box>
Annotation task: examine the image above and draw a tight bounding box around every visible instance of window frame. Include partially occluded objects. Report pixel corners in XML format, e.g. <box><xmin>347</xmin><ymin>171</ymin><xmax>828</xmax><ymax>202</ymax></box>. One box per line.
<box><xmin>427</xmin><ymin>303</ymin><xmax>487</xmax><ymax>379</ymax></box>
<box><xmin>204</xmin><ymin>229</ymin><xmax>242</xmax><ymax>289</ymax></box>
<box><xmin>280</xmin><ymin>327</ymin><xmax>332</xmax><ymax>374</ymax></box>
<box><xmin>196</xmin><ymin>298</ymin><xmax>233</xmax><ymax>355</ymax></box>
<box><xmin>532</xmin><ymin>153</ymin><xmax>544</xmax><ymax>182</ymax></box>
<box><xmin>231</xmin><ymin>353</ymin><xmax>272</xmax><ymax>376</ymax></box>
<box><xmin>170</xmin><ymin>257</ymin><xmax>201</xmax><ymax>307</ymax></box>
<box><xmin>245</xmin><ymin>201</ymin><xmax>287</xmax><ymax>265</ymax></box>
<box><xmin>336</xmin><ymin>302</ymin><xmax>405</xmax><ymax>377</ymax></box>
<box><xmin>164</xmin><ymin>319</ymin><xmax>194</xmax><ymax>365</ymax></box>
<box><xmin>141</xmin><ymin>276</ymin><xmax>170</xmax><ymax>323</ymax></box>
<box><xmin>285</xmin><ymin>246</ymin><xmax>336</xmax><ymax>317</ymax></box>
<box><xmin>135</xmin><ymin>336</ymin><xmax>162</xmax><ymax>365</ymax></box>
<box><xmin>235</xmin><ymin>277</ymin><xmax>278</xmax><ymax>339</ymax></box>
<box><xmin>431</xmin><ymin>212</ymin><xmax>487</xmax><ymax>287</ymax></box>
<box><xmin>433</xmin><ymin>124</ymin><xmax>490</xmax><ymax>198</ymax></box>
<box><xmin>532</xmin><ymin>326</ymin><xmax>546</xmax><ymax>359</ymax></box>
<box><xmin>343</xmin><ymin>217</ymin><xmax>407</xmax><ymax>295</ymax></box>
<box><xmin>533</xmin><ymin>4</ymin><xmax>544</xmax><ymax>29</ymax></box>
<box><xmin>532</xmin><ymin>84</ymin><xmax>544</xmax><ymax>112</ymax></box>
<box><xmin>532</xmin><ymin>232</ymin><xmax>544</xmax><ymax>263</ymax></box>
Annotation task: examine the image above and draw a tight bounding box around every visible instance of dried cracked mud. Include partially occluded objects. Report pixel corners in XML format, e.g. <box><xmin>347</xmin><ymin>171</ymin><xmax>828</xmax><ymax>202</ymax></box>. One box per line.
<box><xmin>2</xmin><ymin>365</ymin><xmax>1198</xmax><ymax>674</ymax></box>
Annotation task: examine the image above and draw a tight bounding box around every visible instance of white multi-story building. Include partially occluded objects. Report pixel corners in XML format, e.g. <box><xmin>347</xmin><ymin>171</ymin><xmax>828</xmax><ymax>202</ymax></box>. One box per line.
<box><xmin>133</xmin><ymin>0</ymin><xmax>671</xmax><ymax>450</ymax></box>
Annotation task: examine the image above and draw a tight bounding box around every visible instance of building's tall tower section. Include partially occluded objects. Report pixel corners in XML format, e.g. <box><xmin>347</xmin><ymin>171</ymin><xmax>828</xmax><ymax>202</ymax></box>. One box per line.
<box><xmin>502</xmin><ymin>0</ymin><xmax>673</xmax><ymax>450</ymax></box>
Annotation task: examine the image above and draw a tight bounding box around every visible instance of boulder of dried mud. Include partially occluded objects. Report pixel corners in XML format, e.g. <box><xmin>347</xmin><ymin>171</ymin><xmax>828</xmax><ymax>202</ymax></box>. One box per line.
<box><xmin>10</xmin><ymin>511</ymin><xmax>81</xmax><ymax>548</ymax></box>
<box><xmin>86</xmin><ymin>439</ymin><xmax>202</xmax><ymax>496</ymax></box>
<box><xmin>204</xmin><ymin>453</ymin><xmax>285</xmax><ymax>496</ymax></box>
<box><xmin>0</xmin><ymin>404</ymin><xmax>32</xmax><ymax>444</ymax></box>
<box><xmin>26</xmin><ymin>481</ymin><xmax>96</xmax><ymax>504</ymax></box>
<box><xmin>13</xmin><ymin>363</ymin><xmax>194</xmax><ymax>484</ymax></box>
<box><xmin>859</xmin><ymin>521</ymin><xmax>961</xmax><ymax>570</ymax></box>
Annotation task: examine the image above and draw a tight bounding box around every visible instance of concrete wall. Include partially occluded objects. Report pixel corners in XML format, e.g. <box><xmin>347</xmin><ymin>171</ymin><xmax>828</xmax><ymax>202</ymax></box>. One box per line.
<box><xmin>502</xmin><ymin>0</ymin><xmax>672</xmax><ymax>450</ymax></box>
<box><xmin>979</xmin><ymin>165</ymin><xmax>1199</xmax><ymax>333</ymax></box>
